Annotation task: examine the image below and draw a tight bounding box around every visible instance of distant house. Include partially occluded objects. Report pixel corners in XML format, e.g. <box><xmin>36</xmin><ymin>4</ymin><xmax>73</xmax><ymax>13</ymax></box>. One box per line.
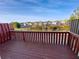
<box><xmin>20</xmin><ymin>23</ymin><xmax>31</xmax><ymax>28</ymax></box>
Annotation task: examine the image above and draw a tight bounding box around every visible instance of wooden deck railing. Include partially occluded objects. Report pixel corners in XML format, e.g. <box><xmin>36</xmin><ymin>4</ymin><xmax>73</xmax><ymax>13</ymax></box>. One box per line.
<box><xmin>10</xmin><ymin>31</ymin><xmax>69</xmax><ymax>45</ymax></box>
<box><xmin>0</xmin><ymin>23</ymin><xmax>11</xmax><ymax>43</ymax></box>
<box><xmin>0</xmin><ymin>23</ymin><xmax>79</xmax><ymax>57</ymax></box>
<box><xmin>10</xmin><ymin>31</ymin><xmax>79</xmax><ymax>57</ymax></box>
<box><xmin>68</xmin><ymin>32</ymin><xmax>79</xmax><ymax>56</ymax></box>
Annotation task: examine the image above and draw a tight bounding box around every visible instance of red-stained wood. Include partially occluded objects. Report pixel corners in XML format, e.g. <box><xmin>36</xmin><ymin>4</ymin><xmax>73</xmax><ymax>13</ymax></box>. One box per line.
<box><xmin>0</xmin><ymin>23</ymin><xmax>79</xmax><ymax>58</ymax></box>
<box><xmin>0</xmin><ymin>23</ymin><xmax>11</xmax><ymax>43</ymax></box>
<box><xmin>68</xmin><ymin>32</ymin><xmax>79</xmax><ymax>56</ymax></box>
<box><xmin>10</xmin><ymin>31</ymin><xmax>69</xmax><ymax>45</ymax></box>
<box><xmin>1</xmin><ymin>24</ymin><xmax>5</xmax><ymax>43</ymax></box>
<box><xmin>10</xmin><ymin>31</ymin><xmax>79</xmax><ymax>57</ymax></box>
<box><xmin>0</xmin><ymin>40</ymin><xmax>79</xmax><ymax>59</ymax></box>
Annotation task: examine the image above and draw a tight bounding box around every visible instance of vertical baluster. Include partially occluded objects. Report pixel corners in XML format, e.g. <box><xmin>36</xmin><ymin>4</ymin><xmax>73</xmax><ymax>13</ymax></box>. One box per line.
<box><xmin>18</xmin><ymin>31</ymin><xmax>23</xmax><ymax>40</ymax></box>
<box><xmin>57</xmin><ymin>33</ymin><xmax>59</xmax><ymax>45</ymax></box>
<box><xmin>38</xmin><ymin>32</ymin><xmax>39</xmax><ymax>43</ymax></box>
<box><xmin>39</xmin><ymin>32</ymin><xmax>41</xmax><ymax>43</ymax></box>
<box><xmin>0</xmin><ymin>33</ymin><xmax>1</xmax><ymax>43</ymax></box>
<box><xmin>0</xmin><ymin>24</ymin><xmax>2</xmax><ymax>43</ymax></box>
<box><xmin>73</xmin><ymin>37</ymin><xmax>78</xmax><ymax>53</ymax></box>
<box><xmin>50</xmin><ymin>32</ymin><xmax>52</xmax><ymax>44</ymax></box>
<box><xmin>49</xmin><ymin>32</ymin><xmax>51</xmax><ymax>44</ymax></box>
<box><xmin>1</xmin><ymin>24</ymin><xmax>5</xmax><ymax>43</ymax></box>
<box><xmin>71</xmin><ymin>36</ymin><xmax>74</xmax><ymax>49</ymax></box>
<box><xmin>47</xmin><ymin>32</ymin><xmax>49</xmax><ymax>44</ymax></box>
<box><xmin>47</xmin><ymin>32</ymin><xmax>50</xmax><ymax>44</ymax></box>
<box><xmin>42</xmin><ymin>32</ymin><xmax>45</xmax><ymax>43</ymax></box>
<box><xmin>41</xmin><ymin>32</ymin><xmax>43</xmax><ymax>43</ymax></box>
<box><xmin>63</xmin><ymin>33</ymin><xmax>65</xmax><ymax>45</ymax></box>
<box><xmin>7</xmin><ymin>23</ymin><xmax>11</xmax><ymax>40</ymax></box>
<box><xmin>53</xmin><ymin>33</ymin><xmax>55</xmax><ymax>44</ymax></box>
<box><xmin>53</xmin><ymin>33</ymin><xmax>54</xmax><ymax>44</ymax></box>
<box><xmin>23</xmin><ymin>32</ymin><xmax>25</xmax><ymax>41</ymax></box>
<box><xmin>4</xmin><ymin>24</ymin><xmax>7</xmax><ymax>41</ymax></box>
<box><xmin>29</xmin><ymin>32</ymin><xmax>30</xmax><ymax>41</ymax></box>
<box><xmin>42</xmin><ymin>32</ymin><xmax>44</xmax><ymax>43</ymax></box>
<box><xmin>61</xmin><ymin>33</ymin><xmax>63</xmax><ymax>45</ymax></box>
<box><xmin>36</xmin><ymin>32</ymin><xmax>38</xmax><ymax>42</ymax></box>
<box><xmin>64</xmin><ymin>32</ymin><xmax>66</xmax><ymax>45</ymax></box>
<box><xmin>30</xmin><ymin>32</ymin><xmax>33</xmax><ymax>41</ymax></box>
<box><xmin>6</xmin><ymin>24</ymin><xmax>9</xmax><ymax>40</ymax></box>
<box><xmin>28</xmin><ymin>32</ymin><xmax>30</xmax><ymax>41</ymax></box>
<box><xmin>35</xmin><ymin>32</ymin><xmax>36</xmax><ymax>42</ymax></box>
<box><xmin>37</xmin><ymin>32</ymin><xmax>39</xmax><ymax>43</ymax></box>
<box><xmin>68</xmin><ymin>33</ymin><xmax>71</xmax><ymax>47</ymax></box>
<box><xmin>56</xmin><ymin>32</ymin><xmax>58</xmax><ymax>45</ymax></box>
<box><xmin>6</xmin><ymin>24</ymin><xmax>8</xmax><ymax>40</ymax></box>
<box><xmin>59</xmin><ymin>32</ymin><xmax>61</xmax><ymax>44</ymax></box>
<box><xmin>66</xmin><ymin>33</ymin><xmax>69</xmax><ymax>45</ymax></box>
<box><xmin>34</xmin><ymin>32</ymin><xmax>36</xmax><ymax>42</ymax></box>
<box><xmin>77</xmin><ymin>39</ymin><xmax>79</xmax><ymax>56</ymax></box>
<box><xmin>36</xmin><ymin>32</ymin><xmax>37</xmax><ymax>42</ymax></box>
<box><xmin>41</xmin><ymin>32</ymin><xmax>42</xmax><ymax>43</ymax></box>
<box><xmin>26</xmin><ymin>32</ymin><xmax>28</xmax><ymax>41</ymax></box>
<box><xmin>45</xmin><ymin>32</ymin><xmax>47</xmax><ymax>44</ymax></box>
<box><xmin>74</xmin><ymin>38</ymin><xmax>79</xmax><ymax>56</ymax></box>
<box><xmin>31</xmin><ymin>32</ymin><xmax>33</xmax><ymax>42</ymax></box>
<box><xmin>72</xmin><ymin>37</ymin><xmax>76</xmax><ymax>51</ymax></box>
<box><xmin>44</xmin><ymin>32</ymin><xmax>46</xmax><ymax>43</ymax></box>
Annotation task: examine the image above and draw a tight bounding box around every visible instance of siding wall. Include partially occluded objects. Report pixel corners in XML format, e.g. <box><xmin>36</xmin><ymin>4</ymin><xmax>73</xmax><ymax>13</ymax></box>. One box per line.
<box><xmin>70</xmin><ymin>19</ymin><xmax>79</xmax><ymax>34</ymax></box>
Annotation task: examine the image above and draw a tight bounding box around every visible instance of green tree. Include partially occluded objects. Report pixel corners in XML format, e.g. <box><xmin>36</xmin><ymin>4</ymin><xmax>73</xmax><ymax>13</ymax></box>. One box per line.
<box><xmin>69</xmin><ymin>7</ymin><xmax>79</xmax><ymax>21</ymax></box>
<box><xmin>69</xmin><ymin>14</ymin><xmax>75</xmax><ymax>21</ymax></box>
<box><xmin>74</xmin><ymin>7</ymin><xmax>79</xmax><ymax>19</ymax></box>
<box><xmin>11</xmin><ymin>22</ymin><xmax>21</xmax><ymax>28</ymax></box>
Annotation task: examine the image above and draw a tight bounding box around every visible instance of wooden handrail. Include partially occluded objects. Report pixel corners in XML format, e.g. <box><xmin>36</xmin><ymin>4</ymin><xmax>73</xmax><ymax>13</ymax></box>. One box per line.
<box><xmin>10</xmin><ymin>30</ymin><xmax>69</xmax><ymax>33</ymax></box>
<box><xmin>10</xmin><ymin>30</ymin><xmax>69</xmax><ymax>45</ymax></box>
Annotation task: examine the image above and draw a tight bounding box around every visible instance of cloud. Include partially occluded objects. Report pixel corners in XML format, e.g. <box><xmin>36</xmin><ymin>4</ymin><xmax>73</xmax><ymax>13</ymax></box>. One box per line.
<box><xmin>0</xmin><ymin>0</ymin><xmax>78</xmax><ymax>22</ymax></box>
<box><xmin>0</xmin><ymin>0</ymin><xmax>78</xmax><ymax>9</ymax></box>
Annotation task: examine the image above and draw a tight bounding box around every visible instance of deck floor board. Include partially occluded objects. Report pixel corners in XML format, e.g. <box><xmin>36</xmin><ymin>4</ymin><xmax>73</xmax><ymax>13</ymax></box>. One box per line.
<box><xmin>0</xmin><ymin>40</ymin><xmax>79</xmax><ymax>59</ymax></box>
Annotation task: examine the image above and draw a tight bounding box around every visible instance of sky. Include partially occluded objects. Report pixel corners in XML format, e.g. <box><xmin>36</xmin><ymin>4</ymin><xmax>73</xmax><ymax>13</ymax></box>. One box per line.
<box><xmin>0</xmin><ymin>0</ymin><xmax>79</xmax><ymax>23</ymax></box>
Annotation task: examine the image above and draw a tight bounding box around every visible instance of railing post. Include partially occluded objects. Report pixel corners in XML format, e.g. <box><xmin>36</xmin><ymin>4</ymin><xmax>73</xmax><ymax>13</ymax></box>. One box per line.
<box><xmin>78</xmin><ymin>39</ymin><xmax>79</xmax><ymax>57</ymax></box>
<box><xmin>7</xmin><ymin>23</ymin><xmax>11</xmax><ymax>40</ymax></box>
<box><xmin>67</xmin><ymin>32</ymin><xmax>71</xmax><ymax>46</ymax></box>
<box><xmin>23</xmin><ymin>32</ymin><xmax>25</xmax><ymax>42</ymax></box>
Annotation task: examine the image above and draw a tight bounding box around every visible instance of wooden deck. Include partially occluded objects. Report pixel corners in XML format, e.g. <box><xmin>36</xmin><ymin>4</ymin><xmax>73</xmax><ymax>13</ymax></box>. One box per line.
<box><xmin>0</xmin><ymin>23</ymin><xmax>79</xmax><ymax>59</ymax></box>
<box><xmin>0</xmin><ymin>40</ymin><xmax>79</xmax><ymax>59</ymax></box>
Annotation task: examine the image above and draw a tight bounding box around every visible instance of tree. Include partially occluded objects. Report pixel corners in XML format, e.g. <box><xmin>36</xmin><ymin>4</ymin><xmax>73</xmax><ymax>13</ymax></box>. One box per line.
<box><xmin>73</xmin><ymin>7</ymin><xmax>79</xmax><ymax>19</ymax></box>
<box><xmin>11</xmin><ymin>22</ymin><xmax>21</xmax><ymax>28</ymax></box>
<box><xmin>69</xmin><ymin>7</ymin><xmax>79</xmax><ymax>21</ymax></box>
<box><xmin>69</xmin><ymin>14</ymin><xmax>75</xmax><ymax>21</ymax></box>
<box><xmin>16</xmin><ymin>22</ymin><xmax>21</xmax><ymax>28</ymax></box>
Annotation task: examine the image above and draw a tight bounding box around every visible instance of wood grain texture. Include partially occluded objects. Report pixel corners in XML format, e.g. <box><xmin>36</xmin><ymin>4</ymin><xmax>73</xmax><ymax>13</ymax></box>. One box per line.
<box><xmin>0</xmin><ymin>40</ymin><xmax>79</xmax><ymax>59</ymax></box>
